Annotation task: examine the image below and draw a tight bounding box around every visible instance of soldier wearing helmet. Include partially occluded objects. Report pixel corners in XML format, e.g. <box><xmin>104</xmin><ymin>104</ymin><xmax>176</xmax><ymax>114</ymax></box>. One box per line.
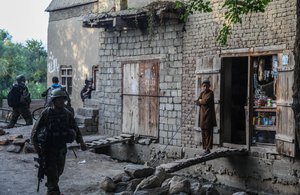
<box><xmin>5</xmin><ymin>74</ymin><xmax>33</xmax><ymax>128</ymax></box>
<box><xmin>80</xmin><ymin>77</ymin><xmax>94</xmax><ymax>102</ymax></box>
<box><xmin>31</xmin><ymin>88</ymin><xmax>87</xmax><ymax>195</ymax></box>
<box><xmin>16</xmin><ymin>74</ymin><xmax>26</xmax><ymax>83</ymax></box>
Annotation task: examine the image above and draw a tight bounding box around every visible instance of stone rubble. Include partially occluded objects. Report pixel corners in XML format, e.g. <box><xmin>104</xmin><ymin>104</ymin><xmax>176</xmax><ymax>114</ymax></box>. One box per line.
<box><xmin>98</xmin><ymin>164</ymin><xmax>234</xmax><ymax>195</ymax></box>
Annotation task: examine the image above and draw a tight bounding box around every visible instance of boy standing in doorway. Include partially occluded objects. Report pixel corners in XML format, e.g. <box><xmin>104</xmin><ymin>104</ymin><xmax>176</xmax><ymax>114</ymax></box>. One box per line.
<box><xmin>196</xmin><ymin>79</ymin><xmax>217</xmax><ymax>155</ymax></box>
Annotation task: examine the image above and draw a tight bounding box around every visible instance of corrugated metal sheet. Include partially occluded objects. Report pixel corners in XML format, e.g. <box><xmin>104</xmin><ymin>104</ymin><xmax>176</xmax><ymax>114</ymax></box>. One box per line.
<box><xmin>45</xmin><ymin>0</ymin><xmax>98</xmax><ymax>12</ymax></box>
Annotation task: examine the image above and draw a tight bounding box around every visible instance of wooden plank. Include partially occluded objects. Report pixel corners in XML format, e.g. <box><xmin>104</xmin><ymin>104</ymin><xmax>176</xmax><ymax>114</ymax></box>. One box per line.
<box><xmin>123</xmin><ymin>63</ymin><xmax>139</xmax><ymax>94</ymax></box>
<box><xmin>277</xmin><ymin>67</ymin><xmax>294</xmax><ymax>72</ymax></box>
<box><xmin>122</xmin><ymin>96</ymin><xmax>139</xmax><ymax>134</ymax></box>
<box><xmin>158</xmin><ymin>148</ymin><xmax>248</xmax><ymax>173</ymax></box>
<box><xmin>195</xmin><ymin>70</ymin><xmax>220</xmax><ymax>74</ymax></box>
<box><xmin>251</xmin><ymin>145</ymin><xmax>277</xmax><ymax>154</ymax></box>
<box><xmin>275</xmin><ymin>63</ymin><xmax>295</xmax><ymax>157</ymax></box>
<box><xmin>138</xmin><ymin>62</ymin><xmax>159</xmax><ymax>137</ymax></box>
<box><xmin>222</xmin><ymin>143</ymin><xmax>247</xmax><ymax>149</ymax></box>
<box><xmin>276</xmin><ymin>140</ymin><xmax>295</xmax><ymax>157</ymax></box>
<box><xmin>277</xmin><ymin>106</ymin><xmax>294</xmax><ymax>136</ymax></box>
<box><xmin>275</xmin><ymin>53</ymin><xmax>295</xmax><ymax>157</ymax></box>
<box><xmin>69</xmin><ymin>138</ymin><xmax>132</xmax><ymax>149</ymax></box>
<box><xmin>220</xmin><ymin>45</ymin><xmax>286</xmax><ymax>56</ymax></box>
<box><xmin>248</xmin><ymin>56</ymin><xmax>254</xmax><ymax>150</ymax></box>
<box><xmin>139</xmin><ymin>62</ymin><xmax>159</xmax><ymax>96</ymax></box>
<box><xmin>253</xmin><ymin>107</ymin><xmax>276</xmax><ymax>112</ymax></box>
<box><xmin>254</xmin><ymin>125</ymin><xmax>276</xmax><ymax>131</ymax></box>
<box><xmin>275</xmin><ymin>134</ymin><xmax>294</xmax><ymax>143</ymax></box>
<box><xmin>122</xmin><ymin>63</ymin><xmax>140</xmax><ymax>134</ymax></box>
<box><xmin>276</xmin><ymin>72</ymin><xmax>293</xmax><ymax>103</ymax></box>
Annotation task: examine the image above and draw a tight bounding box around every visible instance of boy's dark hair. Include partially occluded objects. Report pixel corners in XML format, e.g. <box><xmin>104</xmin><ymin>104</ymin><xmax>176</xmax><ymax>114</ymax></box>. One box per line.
<box><xmin>52</xmin><ymin>76</ymin><xmax>59</xmax><ymax>83</ymax></box>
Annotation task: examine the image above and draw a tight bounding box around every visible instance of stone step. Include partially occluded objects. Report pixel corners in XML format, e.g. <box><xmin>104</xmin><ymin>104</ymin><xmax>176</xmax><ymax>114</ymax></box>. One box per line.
<box><xmin>75</xmin><ymin>115</ymin><xmax>94</xmax><ymax>125</ymax></box>
<box><xmin>83</xmin><ymin>99</ymin><xmax>101</xmax><ymax>108</ymax></box>
<box><xmin>76</xmin><ymin>107</ymin><xmax>99</xmax><ymax>117</ymax></box>
<box><xmin>78</xmin><ymin>125</ymin><xmax>98</xmax><ymax>136</ymax></box>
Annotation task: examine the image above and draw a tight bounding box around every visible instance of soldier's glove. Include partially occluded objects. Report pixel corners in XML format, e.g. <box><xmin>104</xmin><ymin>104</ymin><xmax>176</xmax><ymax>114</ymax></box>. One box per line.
<box><xmin>80</xmin><ymin>142</ymin><xmax>88</xmax><ymax>151</ymax></box>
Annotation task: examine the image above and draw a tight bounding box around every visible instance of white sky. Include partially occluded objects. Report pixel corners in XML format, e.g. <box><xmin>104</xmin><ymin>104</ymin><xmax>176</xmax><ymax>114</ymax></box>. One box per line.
<box><xmin>0</xmin><ymin>0</ymin><xmax>52</xmax><ymax>46</ymax></box>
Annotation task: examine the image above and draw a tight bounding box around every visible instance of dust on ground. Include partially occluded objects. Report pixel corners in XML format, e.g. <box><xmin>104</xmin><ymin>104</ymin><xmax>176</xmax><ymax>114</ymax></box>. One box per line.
<box><xmin>0</xmin><ymin>124</ymin><xmax>129</xmax><ymax>195</ymax></box>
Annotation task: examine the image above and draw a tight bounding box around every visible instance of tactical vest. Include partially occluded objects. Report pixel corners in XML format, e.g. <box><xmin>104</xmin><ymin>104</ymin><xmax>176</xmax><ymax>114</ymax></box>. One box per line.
<box><xmin>46</xmin><ymin>108</ymin><xmax>74</xmax><ymax>148</ymax></box>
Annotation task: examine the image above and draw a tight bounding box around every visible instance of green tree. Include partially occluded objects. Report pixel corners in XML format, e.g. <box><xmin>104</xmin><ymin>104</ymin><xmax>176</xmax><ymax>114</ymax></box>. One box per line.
<box><xmin>0</xmin><ymin>29</ymin><xmax>47</xmax><ymax>102</ymax></box>
<box><xmin>24</xmin><ymin>40</ymin><xmax>47</xmax><ymax>83</ymax></box>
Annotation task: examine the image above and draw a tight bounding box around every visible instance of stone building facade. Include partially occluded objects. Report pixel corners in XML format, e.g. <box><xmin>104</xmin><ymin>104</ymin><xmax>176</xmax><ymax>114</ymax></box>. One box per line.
<box><xmin>90</xmin><ymin>22</ymin><xmax>184</xmax><ymax>146</ymax></box>
<box><xmin>46</xmin><ymin>0</ymin><xmax>300</xmax><ymax>193</ymax></box>
<box><xmin>181</xmin><ymin>0</ymin><xmax>296</xmax><ymax>149</ymax></box>
<box><xmin>83</xmin><ymin>0</ymin><xmax>296</xmax><ymax>153</ymax></box>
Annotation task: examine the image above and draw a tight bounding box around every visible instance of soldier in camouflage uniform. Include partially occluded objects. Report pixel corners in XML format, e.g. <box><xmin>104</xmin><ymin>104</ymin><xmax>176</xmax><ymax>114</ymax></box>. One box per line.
<box><xmin>31</xmin><ymin>88</ymin><xmax>87</xmax><ymax>195</ymax></box>
<box><xmin>6</xmin><ymin>75</ymin><xmax>33</xmax><ymax>128</ymax></box>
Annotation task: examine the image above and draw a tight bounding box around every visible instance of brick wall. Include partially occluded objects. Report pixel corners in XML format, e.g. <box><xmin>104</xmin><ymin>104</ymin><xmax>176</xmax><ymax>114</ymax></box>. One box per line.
<box><xmin>181</xmin><ymin>0</ymin><xmax>296</xmax><ymax>147</ymax></box>
<box><xmin>94</xmin><ymin>21</ymin><xmax>184</xmax><ymax>146</ymax></box>
<box><xmin>91</xmin><ymin>0</ymin><xmax>296</xmax><ymax>147</ymax></box>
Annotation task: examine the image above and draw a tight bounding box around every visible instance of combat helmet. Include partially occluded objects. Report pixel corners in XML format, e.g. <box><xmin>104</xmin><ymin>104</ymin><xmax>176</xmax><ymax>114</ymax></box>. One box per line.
<box><xmin>16</xmin><ymin>75</ymin><xmax>26</xmax><ymax>83</ymax></box>
<box><xmin>50</xmin><ymin>88</ymin><xmax>67</xmax><ymax>102</ymax></box>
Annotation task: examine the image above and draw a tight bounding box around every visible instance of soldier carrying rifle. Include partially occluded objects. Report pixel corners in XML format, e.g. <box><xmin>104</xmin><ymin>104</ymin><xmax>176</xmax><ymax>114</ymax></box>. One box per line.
<box><xmin>31</xmin><ymin>88</ymin><xmax>87</xmax><ymax>195</ymax></box>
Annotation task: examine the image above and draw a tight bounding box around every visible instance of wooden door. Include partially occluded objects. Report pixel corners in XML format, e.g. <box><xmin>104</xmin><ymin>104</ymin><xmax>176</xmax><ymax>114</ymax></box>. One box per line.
<box><xmin>275</xmin><ymin>53</ymin><xmax>296</xmax><ymax>157</ymax></box>
<box><xmin>122</xmin><ymin>60</ymin><xmax>159</xmax><ymax>138</ymax></box>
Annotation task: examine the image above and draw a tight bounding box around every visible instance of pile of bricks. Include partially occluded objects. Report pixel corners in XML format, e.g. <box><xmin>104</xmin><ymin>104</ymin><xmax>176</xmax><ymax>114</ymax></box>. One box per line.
<box><xmin>75</xmin><ymin>107</ymin><xmax>99</xmax><ymax>135</ymax></box>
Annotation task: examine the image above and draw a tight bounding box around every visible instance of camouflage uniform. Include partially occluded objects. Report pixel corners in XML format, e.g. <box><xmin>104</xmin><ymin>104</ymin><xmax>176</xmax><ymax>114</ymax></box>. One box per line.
<box><xmin>31</xmin><ymin>107</ymin><xmax>84</xmax><ymax>195</ymax></box>
<box><xmin>7</xmin><ymin>78</ymin><xmax>33</xmax><ymax>128</ymax></box>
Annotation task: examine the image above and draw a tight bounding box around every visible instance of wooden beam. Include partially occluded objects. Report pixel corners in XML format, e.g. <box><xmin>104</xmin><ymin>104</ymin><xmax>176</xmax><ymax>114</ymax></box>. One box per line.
<box><xmin>158</xmin><ymin>148</ymin><xmax>248</xmax><ymax>173</ymax></box>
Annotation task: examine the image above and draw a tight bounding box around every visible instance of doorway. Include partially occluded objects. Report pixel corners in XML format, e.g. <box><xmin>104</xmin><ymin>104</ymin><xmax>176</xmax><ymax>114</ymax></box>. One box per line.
<box><xmin>222</xmin><ymin>57</ymin><xmax>248</xmax><ymax>145</ymax></box>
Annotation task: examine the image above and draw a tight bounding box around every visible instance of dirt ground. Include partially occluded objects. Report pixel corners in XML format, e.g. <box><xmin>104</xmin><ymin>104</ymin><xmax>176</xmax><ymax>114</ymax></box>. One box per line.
<box><xmin>0</xmin><ymin>124</ymin><xmax>129</xmax><ymax>195</ymax></box>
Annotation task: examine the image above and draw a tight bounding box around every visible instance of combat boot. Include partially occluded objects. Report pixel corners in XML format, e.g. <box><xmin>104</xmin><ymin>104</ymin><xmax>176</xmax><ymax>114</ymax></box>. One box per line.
<box><xmin>3</xmin><ymin>124</ymin><xmax>14</xmax><ymax>129</ymax></box>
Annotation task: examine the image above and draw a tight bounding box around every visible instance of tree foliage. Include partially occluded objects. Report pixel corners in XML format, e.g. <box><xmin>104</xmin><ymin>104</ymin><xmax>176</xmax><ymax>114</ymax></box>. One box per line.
<box><xmin>0</xmin><ymin>29</ymin><xmax>47</xmax><ymax>101</ymax></box>
<box><xmin>176</xmin><ymin>0</ymin><xmax>271</xmax><ymax>45</ymax></box>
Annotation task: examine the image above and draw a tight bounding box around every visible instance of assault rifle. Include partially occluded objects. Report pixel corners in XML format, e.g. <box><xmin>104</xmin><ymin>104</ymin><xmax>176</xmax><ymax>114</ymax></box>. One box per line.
<box><xmin>34</xmin><ymin>154</ymin><xmax>46</xmax><ymax>192</ymax></box>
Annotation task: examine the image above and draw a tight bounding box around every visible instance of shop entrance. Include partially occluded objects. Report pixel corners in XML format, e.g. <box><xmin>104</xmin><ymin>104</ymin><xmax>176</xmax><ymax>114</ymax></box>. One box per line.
<box><xmin>222</xmin><ymin>57</ymin><xmax>248</xmax><ymax>145</ymax></box>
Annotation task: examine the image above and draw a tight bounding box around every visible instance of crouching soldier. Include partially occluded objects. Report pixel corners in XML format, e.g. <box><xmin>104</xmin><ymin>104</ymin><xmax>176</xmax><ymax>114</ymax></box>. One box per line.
<box><xmin>31</xmin><ymin>88</ymin><xmax>87</xmax><ymax>195</ymax></box>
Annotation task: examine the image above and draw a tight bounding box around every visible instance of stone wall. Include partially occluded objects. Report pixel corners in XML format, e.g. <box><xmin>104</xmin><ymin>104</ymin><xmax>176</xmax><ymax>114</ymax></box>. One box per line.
<box><xmin>181</xmin><ymin>0</ymin><xmax>297</xmax><ymax>147</ymax></box>
<box><xmin>107</xmin><ymin>143</ymin><xmax>300</xmax><ymax>195</ymax></box>
<box><xmin>92</xmin><ymin>0</ymin><xmax>296</xmax><ymax>147</ymax></box>
<box><xmin>93</xmin><ymin>21</ymin><xmax>184</xmax><ymax>146</ymax></box>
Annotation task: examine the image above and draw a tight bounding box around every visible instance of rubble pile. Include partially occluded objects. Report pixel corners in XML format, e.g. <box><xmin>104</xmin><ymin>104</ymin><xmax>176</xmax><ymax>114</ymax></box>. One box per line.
<box><xmin>99</xmin><ymin>164</ymin><xmax>222</xmax><ymax>195</ymax></box>
<box><xmin>0</xmin><ymin>128</ymin><xmax>34</xmax><ymax>154</ymax></box>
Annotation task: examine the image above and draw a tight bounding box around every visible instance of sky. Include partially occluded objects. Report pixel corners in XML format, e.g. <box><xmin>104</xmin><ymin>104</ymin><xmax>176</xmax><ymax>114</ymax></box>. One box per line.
<box><xmin>0</xmin><ymin>0</ymin><xmax>52</xmax><ymax>46</ymax></box>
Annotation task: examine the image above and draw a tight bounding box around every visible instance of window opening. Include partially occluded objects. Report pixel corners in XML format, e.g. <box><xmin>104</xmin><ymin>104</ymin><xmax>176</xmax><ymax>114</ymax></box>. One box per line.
<box><xmin>60</xmin><ymin>66</ymin><xmax>72</xmax><ymax>95</ymax></box>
